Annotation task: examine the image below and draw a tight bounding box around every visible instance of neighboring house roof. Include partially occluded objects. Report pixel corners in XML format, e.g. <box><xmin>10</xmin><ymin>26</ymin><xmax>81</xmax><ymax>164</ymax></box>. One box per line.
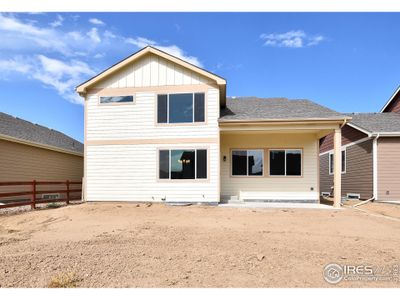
<box><xmin>0</xmin><ymin>112</ymin><xmax>83</xmax><ymax>156</ymax></box>
<box><xmin>219</xmin><ymin>97</ymin><xmax>349</xmax><ymax>122</ymax></box>
<box><xmin>76</xmin><ymin>46</ymin><xmax>227</xmax><ymax>94</ymax></box>
<box><xmin>346</xmin><ymin>112</ymin><xmax>400</xmax><ymax>136</ymax></box>
<box><xmin>380</xmin><ymin>85</ymin><xmax>400</xmax><ymax>113</ymax></box>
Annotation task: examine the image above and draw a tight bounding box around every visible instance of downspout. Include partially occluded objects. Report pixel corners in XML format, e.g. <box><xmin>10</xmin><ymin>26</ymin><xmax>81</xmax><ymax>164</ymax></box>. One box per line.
<box><xmin>372</xmin><ymin>133</ymin><xmax>380</xmax><ymax>200</ymax></box>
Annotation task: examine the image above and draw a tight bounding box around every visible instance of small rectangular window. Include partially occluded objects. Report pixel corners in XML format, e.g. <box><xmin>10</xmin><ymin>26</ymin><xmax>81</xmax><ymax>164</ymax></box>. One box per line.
<box><xmin>99</xmin><ymin>95</ymin><xmax>134</xmax><ymax>104</ymax></box>
<box><xmin>157</xmin><ymin>94</ymin><xmax>168</xmax><ymax>123</ymax></box>
<box><xmin>232</xmin><ymin>150</ymin><xmax>263</xmax><ymax>176</ymax></box>
<box><xmin>159</xmin><ymin>149</ymin><xmax>207</xmax><ymax>180</ymax></box>
<box><xmin>270</xmin><ymin>149</ymin><xmax>302</xmax><ymax>176</ymax></box>
<box><xmin>194</xmin><ymin>93</ymin><xmax>205</xmax><ymax>122</ymax></box>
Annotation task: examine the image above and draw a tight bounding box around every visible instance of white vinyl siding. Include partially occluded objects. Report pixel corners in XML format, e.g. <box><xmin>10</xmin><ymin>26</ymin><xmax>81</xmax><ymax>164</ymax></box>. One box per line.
<box><xmin>86</xmin><ymin>143</ymin><xmax>218</xmax><ymax>202</ymax></box>
<box><xmin>86</xmin><ymin>88</ymin><xmax>219</xmax><ymax>141</ymax></box>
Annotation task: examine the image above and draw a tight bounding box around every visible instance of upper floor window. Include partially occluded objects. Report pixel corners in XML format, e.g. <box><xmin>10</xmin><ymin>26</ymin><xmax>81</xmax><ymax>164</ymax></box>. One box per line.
<box><xmin>99</xmin><ymin>95</ymin><xmax>134</xmax><ymax>104</ymax></box>
<box><xmin>157</xmin><ymin>93</ymin><xmax>205</xmax><ymax>124</ymax></box>
<box><xmin>329</xmin><ymin>150</ymin><xmax>346</xmax><ymax>175</ymax></box>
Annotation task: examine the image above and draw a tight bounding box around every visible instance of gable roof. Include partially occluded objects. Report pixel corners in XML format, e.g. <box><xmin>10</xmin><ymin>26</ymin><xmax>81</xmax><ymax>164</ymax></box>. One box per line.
<box><xmin>76</xmin><ymin>46</ymin><xmax>226</xmax><ymax>94</ymax></box>
<box><xmin>219</xmin><ymin>97</ymin><xmax>349</xmax><ymax>122</ymax></box>
<box><xmin>0</xmin><ymin>112</ymin><xmax>83</xmax><ymax>156</ymax></box>
<box><xmin>346</xmin><ymin>112</ymin><xmax>400</xmax><ymax>135</ymax></box>
<box><xmin>380</xmin><ymin>85</ymin><xmax>400</xmax><ymax>113</ymax></box>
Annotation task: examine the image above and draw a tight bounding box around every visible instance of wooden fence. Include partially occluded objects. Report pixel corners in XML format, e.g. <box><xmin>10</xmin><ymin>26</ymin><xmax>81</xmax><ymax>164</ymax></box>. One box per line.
<box><xmin>0</xmin><ymin>180</ymin><xmax>82</xmax><ymax>209</ymax></box>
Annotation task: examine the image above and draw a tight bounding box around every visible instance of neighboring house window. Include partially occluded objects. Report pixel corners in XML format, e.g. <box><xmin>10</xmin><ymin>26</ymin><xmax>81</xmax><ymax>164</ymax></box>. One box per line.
<box><xmin>231</xmin><ymin>150</ymin><xmax>264</xmax><ymax>176</ymax></box>
<box><xmin>159</xmin><ymin>149</ymin><xmax>207</xmax><ymax>180</ymax></box>
<box><xmin>99</xmin><ymin>95</ymin><xmax>134</xmax><ymax>104</ymax></box>
<box><xmin>269</xmin><ymin>149</ymin><xmax>302</xmax><ymax>176</ymax></box>
<box><xmin>157</xmin><ymin>93</ymin><xmax>205</xmax><ymax>124</ymax></box>
<box><xmin>328</xmin><ymin>150</ymin><xmax>346</xmax><ymax>175</ymax></box>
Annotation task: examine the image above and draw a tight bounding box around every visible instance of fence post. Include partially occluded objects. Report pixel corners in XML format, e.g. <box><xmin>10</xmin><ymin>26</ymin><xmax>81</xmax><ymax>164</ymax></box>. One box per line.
<box><xmin>31</xmin><ymin>180</ymin><xmax>36</xmax><ymax>209</ymax></box>
<box><xmin>66</xmin><ymin>180</ymin><xmax>70</xmax><ymax>205</ymax></box>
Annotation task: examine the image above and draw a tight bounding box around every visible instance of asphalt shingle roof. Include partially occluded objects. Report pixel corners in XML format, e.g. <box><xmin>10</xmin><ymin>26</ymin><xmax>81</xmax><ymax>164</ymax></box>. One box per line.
<box><xmin>219</xmin><ymin>97</ymin><xmax>347</xmax><ymax>121</ymax></box>
<box><xmin>0</xmin><ymin>112</ymin><xmax>83</xmax><ymax>154</ymax></box>
<box><xmin>347</xmin><ymin>112</ymin><xmax>400</xmax><ymax>133</ymax></box>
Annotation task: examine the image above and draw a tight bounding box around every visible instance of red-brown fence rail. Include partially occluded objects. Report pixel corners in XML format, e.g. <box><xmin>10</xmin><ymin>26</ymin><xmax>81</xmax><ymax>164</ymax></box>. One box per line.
<box><xmin>0</xmin><ymin>180</ymin><xmax>82</xmax><ymax>209</ymax></box>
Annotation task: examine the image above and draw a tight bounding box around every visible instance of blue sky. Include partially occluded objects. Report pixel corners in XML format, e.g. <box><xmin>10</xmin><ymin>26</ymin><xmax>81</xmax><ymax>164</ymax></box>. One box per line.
<box><xmin>0</xmin><ymin>12</ymin><xmax>399</xmax><ymax>142</ymax></box>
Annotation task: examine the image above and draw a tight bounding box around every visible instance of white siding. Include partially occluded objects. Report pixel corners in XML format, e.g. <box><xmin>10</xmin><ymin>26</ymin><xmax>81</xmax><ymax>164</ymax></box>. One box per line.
<box><xmin>86</xmin><ymin>88</ymin><xmax>219</xmax><ymax>140</ymax></box>
<box><xmin>95</xmin><ymin>53</ymin><xmax>213</xmax><ymax>89</ymax></box>
<box><xmin>86</xmin><ymin>143</ymin><xmax>219</xmax><ymax>202</ymax></box>
<box><xmin>220</xmin><ymin>133</ymin><xmax>319</xmax><ymax>202</ymax></box>
<box><xmin>85</xmin><ymin>56</ymin><xmax>220</xmax><ymax>202</ymax></box>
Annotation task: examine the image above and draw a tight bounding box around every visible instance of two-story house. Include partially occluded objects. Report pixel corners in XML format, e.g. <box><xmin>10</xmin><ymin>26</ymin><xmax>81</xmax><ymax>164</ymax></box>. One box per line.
<box><xmin>76</xmin><ymin>46</ymin><xmax>349</xmax><ymax>207</ymax></box>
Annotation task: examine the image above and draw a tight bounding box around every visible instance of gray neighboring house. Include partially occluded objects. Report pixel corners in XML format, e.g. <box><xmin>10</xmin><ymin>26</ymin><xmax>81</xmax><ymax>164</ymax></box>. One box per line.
<box><xmin>0</xmin><ymin>112</ymin><xmax>83</xmax><ymax>183</ymax></box>
<box><xmin>319</xmin><ymin>86</ymin><xmax>400</xmax><ymax>202</ymax></box>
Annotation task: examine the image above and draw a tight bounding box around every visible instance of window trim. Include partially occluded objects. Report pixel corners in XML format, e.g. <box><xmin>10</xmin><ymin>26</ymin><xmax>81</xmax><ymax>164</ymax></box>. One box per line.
<box><xmin>98</xmin><ymin>94</ymin><xmax>136</xmax><ymax>105</ymax></box>
<box><xmin>156</xmin><ymin>92</ymin><xmax>207</xmax><ymax>126</ymax></box>
<box><xmin>268</xmin><ymin>149</ymin><xmax>303</xmax><ymax>177</ymax></box>
<box><xmin>230</xmin><ymin>149</ymin><xmax>265</xmax><ymax>177</ymax></box>
<box><xmin>157</xmin><ymin>147</ymin><xmax>209</xmax><ymax>182</ymax></box>
<box><xmin>328</xmin><ymin>149</ymin><xmax>346</xmax><ymax>175</ymax></box>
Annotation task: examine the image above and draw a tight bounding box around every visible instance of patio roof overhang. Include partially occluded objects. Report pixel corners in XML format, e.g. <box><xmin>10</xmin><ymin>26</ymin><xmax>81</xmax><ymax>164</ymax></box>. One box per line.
<box><xmin>218</xmin><ymin>118</ymin><xmax>349</xmax><ymax>139</ymax></box>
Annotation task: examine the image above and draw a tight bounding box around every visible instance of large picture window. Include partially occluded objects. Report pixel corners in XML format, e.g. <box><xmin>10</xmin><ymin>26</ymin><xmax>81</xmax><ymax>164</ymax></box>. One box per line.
<box><xmin>157</xmin><ymin>93</ymin><xmax>205</xmax><ymax>124</ymax></box>
<box><xmin>329</xmin><ymin>150</ymin><xmax>346</xmax><ymax>175</ymax></box>
<box><xmin>269</xmin><ymin>149</ymin><xmax>302</xmax><ymax>176</ymax></box>
<box><xmin>231</xmin><ymin>150</ymin><xmax>264</xmax><ymax>176</ymax></box>
<box><xmin>159</xmin><ymin>149</ymin><xmax>207</xmax><ymax>180</ymax></box>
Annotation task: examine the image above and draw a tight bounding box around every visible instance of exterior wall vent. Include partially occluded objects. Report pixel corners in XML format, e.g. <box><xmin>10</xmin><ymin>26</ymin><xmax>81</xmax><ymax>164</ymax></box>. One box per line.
<box><xmin>346</xmin><ymin>193</ymin><xmax>361</xmax><ymax>200</ymax></box>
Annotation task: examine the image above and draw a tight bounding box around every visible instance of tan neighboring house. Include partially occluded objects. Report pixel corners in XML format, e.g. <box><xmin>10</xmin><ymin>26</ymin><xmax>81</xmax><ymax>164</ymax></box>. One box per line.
<box><xmin>76</xmin><ymin>46</ymin><xmax>350</xmax><ymax>207</ymax></box>
<box><xmin>0</xmin><ymin>112</ymin><xmax>83</xmax><ymax>183</ymax></box>
<box><xmin>319</xmin><ymin>86</ymin><xmax>400</xmax><ymax>202</ymax></box>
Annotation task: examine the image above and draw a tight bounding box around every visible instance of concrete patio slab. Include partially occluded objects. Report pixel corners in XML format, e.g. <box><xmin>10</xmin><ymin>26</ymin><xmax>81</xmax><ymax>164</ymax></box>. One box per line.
<box><xmin>219</xmin><ymin>202</ymin><xmax>340</xmax><ymax>210</ymax></box>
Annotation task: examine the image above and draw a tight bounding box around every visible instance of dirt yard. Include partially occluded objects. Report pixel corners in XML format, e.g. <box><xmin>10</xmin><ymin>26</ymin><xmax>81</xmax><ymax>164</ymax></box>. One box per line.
<box><xmin>1</xmin><ymin>202</ymin><xmax>400</xmax><ymax>288</ymax></box>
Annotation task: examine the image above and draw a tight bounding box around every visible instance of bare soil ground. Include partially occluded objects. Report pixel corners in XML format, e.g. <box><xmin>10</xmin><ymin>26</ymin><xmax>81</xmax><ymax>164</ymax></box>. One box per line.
<box><xmin>1</xmin><ymin>202</ymin><xmax>400</xmax><ymax>288</ymax></box>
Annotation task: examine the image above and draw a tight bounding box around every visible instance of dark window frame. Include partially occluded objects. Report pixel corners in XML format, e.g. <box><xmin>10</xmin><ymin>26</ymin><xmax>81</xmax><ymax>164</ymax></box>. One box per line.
<box><xmin>157</xmin><ymin>92</ymin><xmax>206</xmax><ymax>124</ymax></box>
<box><xmin>158</xmin><ymin>148</ymin><xmax>208</xmax><ymax>180</ymax></box>
<box><xmin>328</xmin><ymin>149</ymin><xmax>346</xmax><ymax>175</ymax></box>
<box><xmin>231</xmin><ymin>149</ymin><xmax>264</xmax><ymax>177</ymax></box>
<box><xmin>99</xmin><ymin>95</ymin><xmax>135</xmax><ymax>104</ymax></box>
<box><xmin>269</xmin><ymin>149</ymin><xmax>302</xmax><ymax>177</ymax></box>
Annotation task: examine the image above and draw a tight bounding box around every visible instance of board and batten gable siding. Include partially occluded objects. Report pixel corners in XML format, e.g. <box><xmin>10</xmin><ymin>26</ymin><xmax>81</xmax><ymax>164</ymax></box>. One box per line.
<box><xmin>0</xmin><ymin>139</ymin><xmax>83</xmax><ymax>181</ymax></box>
<box><xmin>85</xmin><ymin>54</ymin><xmax>220</xmax><ymax>202</ymax></box>
<box><xmin>319</xmin><ymin>124</ymin><xmax>368</xmax><ymax>153</ymax></box>
<box><xmin>377</xmin><ymin>137</ymin><xmax>400</xmax><ymax>201</ymax></box>
<box><xmin>92</xmin><ymin>53</ymin><xmax>214</xmax><ymax>89</ymax></box>
<box><xmin>319</xmin><ymin>139</ymin><xmax>373</xmax><ymax>199</ymax></box>
<box><xmin>220</xmin><ymin>133</ymin><xmax>319</xmax><ymax>202</ymax></box>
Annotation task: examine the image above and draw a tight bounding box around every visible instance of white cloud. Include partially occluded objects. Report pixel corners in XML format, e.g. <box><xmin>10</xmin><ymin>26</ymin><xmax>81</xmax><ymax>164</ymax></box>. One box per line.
<box><xmin>260</xmin><ymin>30</ymin><xmax>325</xmax><ymax>48</ymax></box>
<box><xmin>87</xmin><ymin>27</ymin><xmax>101</xmax><ymax>43</ymax></box>
<box><xmin>0</xmin><ymin>55</ymin><xmax>95</xmax><ymax>105</ymax></box>
<box><xmin>125</xmin><ymin>37</ymin><xmax>202</xmax><ymax>67</ymax></box>
<box><xmin>49</xmin><ymin>14</ymin><xmax>64</xmax><ymax>28</ymax></box>
<box><xmin>89</xmin><ymin>18</ymin><xmax>105</xmax><ymax>26</ymax></box>
<box><xmin>0</xmin><ymin>13</ymin><xmax>203</xmax><ymax>104</ymax></box>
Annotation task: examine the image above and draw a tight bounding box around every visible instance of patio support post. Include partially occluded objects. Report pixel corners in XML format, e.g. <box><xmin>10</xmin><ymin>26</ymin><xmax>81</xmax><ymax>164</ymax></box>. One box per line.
<box><xmin>333</xmin><ymin>128</ymin><xmax>342</xmax><ymax>208</ymax></box>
